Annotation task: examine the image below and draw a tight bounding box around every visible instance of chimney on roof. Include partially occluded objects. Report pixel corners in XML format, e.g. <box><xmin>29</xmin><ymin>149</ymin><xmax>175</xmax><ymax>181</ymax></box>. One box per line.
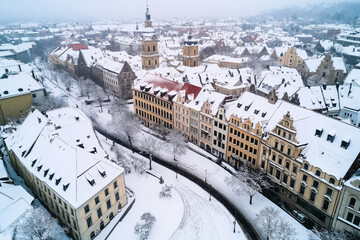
<box><xmin>322</xmin><ymin>84</ymin><xmax>327</xmax><ymax>90</ymax></box>
<box><xmin>18</xmin><ymin>64</ymin><xmax>22</xmax><ymax>72</ymax></box>
<box><xmin>31</xmin><ymin>70</ymin><xmax>35</xmax><ymax>79</ymax></box>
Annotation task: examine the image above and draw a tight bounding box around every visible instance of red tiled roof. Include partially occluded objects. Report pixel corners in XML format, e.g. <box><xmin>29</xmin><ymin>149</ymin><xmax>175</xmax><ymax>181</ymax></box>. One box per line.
<box><xmin>134</xmin><ymin>73</ymin><xmax>202</xmax><ymax>102</ymax></box>
<box><xmin>69</xmin><ymin>43</ymin><xmax>88</xmax><ymax>51</ymax></box>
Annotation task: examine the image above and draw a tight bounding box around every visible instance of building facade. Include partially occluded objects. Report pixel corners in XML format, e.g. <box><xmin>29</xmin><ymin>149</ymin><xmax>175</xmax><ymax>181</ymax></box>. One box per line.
<box><xmin>278</xmin><ymin>47</ymin><xmax>307</xmax><ymax>68</ymax></box>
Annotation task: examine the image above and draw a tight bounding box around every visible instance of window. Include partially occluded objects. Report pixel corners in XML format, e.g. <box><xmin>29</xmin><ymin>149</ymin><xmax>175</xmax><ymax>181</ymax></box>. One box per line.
<box><xmin>105</xmin><ymin>188</ymin><xmax>109</xmax><ymax>196</ymax></box>
<box><xmin>107</xmin><ymin>199</ymin><xmax>111</xmax><ymax>210</ymax></box>
<box><xmin>86</xmin><ymin>216</ymin><xmax>93</xmax><ymax>228</ymax></box>
<box><xmin>276</xmin><ymin>170</ymin><xmax>281</xmax><ymax>180</ymax></box>
<box><xmin>313</xmin><ymin>180</ymin><xmax>319</xmax><ymax>189</ymax></box>
<box><xmin>346</xmin><ymin>212</ymin><xmax>354</xmax><ymax>222</ymax></box>
<box><xmin>113</xmin><ymin>181</ymin><xmax>118</xmax><ymax>189</ymax></box>
<box><xmin>315</xmin><ymin>170</ymin><xmax>321</xmax><ymax>177</ymax></box>
<box><xmin>304</xmin><ymin>163</ymin><xmax>308</xmax><ymax>170</ymax></box>
<box><xmin>292</xmin><ymin>165</ymin><xmax>297</xmax><ymax>174</ymax></box>
<box><xmin>95</xmin><ymin>196</ymin><xmax>100</xmax><ymax>205</ymax></box>
<box><xmin>329</xmin><ymin>178</ymin><xmax>335</xmax><ymax>185</ymax></box>
<box><xmin>322</xmin><ymin>199</ymin><xmax>330</xmax><ymax>211</ymax></box>
<box><xmin>283</xmin><ymin>174</ymin><xmax>288</xmax><ymax>184</ymax></box>
<box><xmin>287</xmin><ymin>148</ymin><xmax>291</xmax><ymax>155</ymax></box>
<box><xmin>290</xmin><ymin>179</ymin><xmax>295</xmax><ymax>188</ymax></box>
<box><xmin>285</xmin><ymin>162</ymin><xmax>290</xmax><ymax>169</ymax></box>
<box><xmin>278</xmin><ymin>158</ymin><xmax>283</xmax><ymax>165</ymax></box>
<box><xmin>280</xmin><ymin>145</ymin><xmax>284</xmax><ymax>152</ymax></box>
<box><xmin>269</xmin><ymin>166</ymin><xmax>274</xmax><ymax>175</ymax></box>
<box><xmin>310</xmin><ymin>191</ymin><xmax>316</xmax><ymax>202</ymax></box>
<box><xmin>302</xmin><ymin>175</ymin><xmax>308</xmax><ymax>182</ymax></box>
<box><xmin>84</xmin><ymin>204</ymin><xmax>90</xmax><ymax>214</ymax></box>
<box><xmin>115</xmin><ymin>192</ymin><xmax>120</xmax><ymax>201</ymax></box>
<box><xmin>326</xmin><ymin>188</ymin><xmax>333</xmax><ymax>197</ymax></box>
<box><xmin>349</xmin><ymin>197</ymin><xmax>356</xmax><ymax>208</ymax></box>
<box><xmin>275</xmin><ymin>141</ymin><xmax>278</xmax><ymax>149</ymax></box>
<box><xmin>300</xmin><ymin>185</ymin><xmax>305</xmax><ymax>195</ymax></box>
<box><xmin>97</xmin><ymin>207</ymin><xmax>102</xmax><ymax>218</ymax></box>
<box><xmin>354</xmin><ymin>216</ymin><xmax>360</xmax><ymax>226</ymax></box>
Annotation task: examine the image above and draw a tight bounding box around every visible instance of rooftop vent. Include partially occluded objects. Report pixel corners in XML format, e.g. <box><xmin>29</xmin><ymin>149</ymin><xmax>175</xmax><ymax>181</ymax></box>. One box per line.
<box><xmin>315</xmin><ymin>128</ymin><xmax>323</xmax><ymax>137</ymax></box>
<box><xmin>78</xmin><ymin>143</ymin><xmax>84</xmax><ymax>149</ymax></box>
<box><xmin>3</xmin><ymin>91</ymin><xmax>8</xmax><ymax>94</ymax></box>
<box><xmin>341</xmin><ymin>138</ymin><xmax>350</xmax><ymax>149</ymax></box>
<box><xmin>18</xmin><ymin>88</ymin><xmax>23</xmax><ymax>92</ymax></box>
<box><xmin>75</xmin><ymin>115</ymin><xmax>79</xmax><ymax>121</ymax></box>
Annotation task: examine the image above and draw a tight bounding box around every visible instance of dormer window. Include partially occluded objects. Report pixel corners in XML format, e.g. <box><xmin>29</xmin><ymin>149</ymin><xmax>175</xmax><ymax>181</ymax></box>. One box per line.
<box><xmin>85</xmin><ymin>173</ymin><xmax>95</xmax><ymax>186</ymax></box>
<box><xmin>341</xmin><ymin>139</ymin><xmax>350</xmax><ymax>149</ymax></box>
<box><xmin>160</xmin><ymin>91</ymin><xmax>167</xmax><ymax>97</ymax></box>
<box><xmin>63</xmin><ymin>183</ymin><xmax>70</xmax><ymax>191</ymax></box>
<box><xmin>237</xmin><ymin>103</ymin><xmax>242</xmax><ymax>108</ymax></box>
<box><xmin>55</xmin><ymin>178</ymin><xmax>62</xmax><ymax>185</ymax></box>
<box><xmin>304</xmin><ymin>163</ymin><xmax>309</xmax><ymax>170</ymax></box>
<box><xmin>327</xmin><ymin>133</ymin><xmax>335</xmax><ymax>143</ymax></box>
<box><xmin>49</xmin><ymin>173</ymin><xmax>54</xmax><ymax>180</ymax></box>
<box><xmin>261</xmin><ymin>112</ymin><xmax>267</xmax><ymax>117</ymax></box>
<box><xmin>254</xmin><ymin>110</ymin><xmax>259</xmax><ymax>114</ymax></box>
<box><xmin>315</xmin><ymin>128</ymin><xmax>323</xmax><ymax>137</ymax></box>
<box><xmin>31</xmin><ymin>159</ymin><xmax>37</xmax><ymax>167</ymax></box>
<box><xmin>44</xmin><ymin>169</ymin><xmax>49</xmax><ymax>177</ymax></box>
<box><xmin>329</xmin><ymin>177</ymin><xmax>335</xmax><ymax>185</ymax></box>
<box><xmin>315</xmin><ymin>170</ymin><xmax>321</xmax><ymax>177</ymax></box>
<box><xmin>37</xmin><ymin>165</ymin><xmax>42</xmax><ymax>172</ymax></box>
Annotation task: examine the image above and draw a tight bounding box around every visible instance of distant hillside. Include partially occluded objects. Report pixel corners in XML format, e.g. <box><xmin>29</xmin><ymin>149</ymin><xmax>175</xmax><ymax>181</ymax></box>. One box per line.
<box><xmin>264</xmin><ymin>1</ymin><xmax>360</xmax><ymax>25</ymax></box>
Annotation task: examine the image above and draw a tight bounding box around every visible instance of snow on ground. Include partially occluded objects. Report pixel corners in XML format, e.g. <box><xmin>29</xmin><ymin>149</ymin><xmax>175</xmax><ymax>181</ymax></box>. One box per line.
<box><xmin>36</xmin><ymin>61</ymin><xmax>314</xmax><ymax>239</ymax></box>
<box><xmin>97</xmin><ymin>133</ymin><xmax>246</xmax><ymax>240</ymax></box>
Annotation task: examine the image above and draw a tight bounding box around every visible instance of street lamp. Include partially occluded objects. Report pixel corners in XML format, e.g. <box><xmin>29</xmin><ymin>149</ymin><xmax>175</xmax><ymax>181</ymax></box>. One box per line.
<box><xmin>233</xmin><ymin>220</ymin><xmax>236</xmax><ymax>233</ymax></box>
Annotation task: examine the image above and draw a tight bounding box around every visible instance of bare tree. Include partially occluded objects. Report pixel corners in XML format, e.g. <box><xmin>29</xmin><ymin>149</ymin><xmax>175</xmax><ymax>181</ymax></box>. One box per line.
<box><xmin>159</xmin><ymin>185</ymin><xmax>172</xmax><ymax>198</ymax></box>
<box><xmin>306</xmin><ymin>75</ymin><xmax>327</xmax><ymax>86</ymax></box>
<box><xmin>309</xmin><ymin>228</ymin><xmax>358</xmax><ymax>240</ymax></box>
<box><xmin>166</xmin><ymin>130</ymin><xmax>187</xmax><ymax>161</ymax></box>
<box><xmin>151</xmin><ymin>123</ymin><xmax>171</xmax><ymax>140</ymax></box>
<box><xmin>255</xmin><ymin>206</ymin><xmax>296</xmax><ymax>240</ymax></box>
<box><xmin>33</xmin><ymin>94</ymin><xmax>68</xmax><ymax>113</ymax></box>
<box><xmin>142</xmin><ymin>136</ymin><xmax>162</xmax><ymax>170</ymax></box>
<box><xmin>112</xmin><ymin>145</ymin><xmax>132</xmax><ymax>174</ymax></box>
<box><xmin>132</xmin><ymin>157</ymin><xmax>147</xmax><ymax>174</ymax></box>
<box><xmin>225</xmin><ymin>164</ymin><xmax>270</xmax><ymax>205</ymax></box>
<box><xmin>17</xmin><ymin>207</ymin><xmax>63</xmax><ymax>240</ymax></box>
<box><xmin>78</xmin><ymin>78</ymin><xmax>95</xmax><ymax>99</ymax></box>
<box><xmin>134</xmin><ymin>212</ymin><xmax>156</xmax><ymax>240</ymax></box>
<box><xmin>93</xmin><ymin>85</ymin><xmax>105</xmax><ymax>112</ymax></box>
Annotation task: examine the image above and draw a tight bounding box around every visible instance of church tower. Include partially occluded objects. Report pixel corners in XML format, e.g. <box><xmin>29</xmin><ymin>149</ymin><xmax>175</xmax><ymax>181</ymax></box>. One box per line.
<box><xmin>183</xmin><ymin>30</ymin><xmax>199</xmax><ymax>67</ymax></box>
<box><xmin>145</xmin><ymin>4</ymin><xmax>152</xmax><ymax>28</ymax></box>
<box><xmin>141</xmin><ymin>4</ymin><xmax>159</xmax><ymax>70</ymax></box>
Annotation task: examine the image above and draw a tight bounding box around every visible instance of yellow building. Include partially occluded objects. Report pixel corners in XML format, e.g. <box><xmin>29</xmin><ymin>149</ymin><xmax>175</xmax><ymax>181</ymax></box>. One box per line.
<box><xmin>277</xmin><ymin>47</ymin><xmax>308</xmax><ymax>68</ymax></box>
<box><xmin>4</xmin><ymin>108</ymin><xmax>128</xmax><ymax>240</ymax></box>
<box><xmin>133</xmin><ymin>73</ymin><xmax>202</xmax><ymax>131</ymax></box>
<box><xmin>0</xmin><ymin>72</ymin><xmax>45</xmax><ymax>125</ymax></box>
<box><xmin>226</xmin><ymin>116</ymin><xmax>262</xmax><ymax>169</ymax></box>
<box><xmin>183</xmin><ymin>30</ymin><xmax>199</xmax><ymax>67</ymax></box>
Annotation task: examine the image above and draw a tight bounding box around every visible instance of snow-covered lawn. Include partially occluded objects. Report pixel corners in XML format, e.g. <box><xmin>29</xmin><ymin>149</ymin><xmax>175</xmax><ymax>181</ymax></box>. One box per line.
<box><xmin>97</xmin><ymin>133</ymin><xmax>247</xmax><ymax>240</ymax></box>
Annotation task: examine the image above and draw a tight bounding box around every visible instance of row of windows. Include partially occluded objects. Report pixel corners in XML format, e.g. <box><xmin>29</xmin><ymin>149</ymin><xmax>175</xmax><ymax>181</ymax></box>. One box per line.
<box><xmin>228</xmin><ymin>143</ymin><xmax>258</xmax><ymax>156</ymax></box>
<box><xmin>135</xmin><ymin>100</ymin><xmax>173</xmax><ymax>121</ymax></box>
<box><xmin>136</xmin><ymin>108</ymin><xmax>173</xmax><ymax>129</ymax></box>
<box><xmin>143</xmin><ymin>45</ymin><xmax>157</xmax><ymax>53</ymax></box>
<box><xmin>303</xmin><ymin>163</ymin><xmax>336</xmax><ymax>185</ymax></box>
<box><xmin>84</xmin><ymin>181</ymin><xmax>118</xmax><ymax>215</ymax></box>
<box><xmin>229</xmin><ymin>131</ymin><xmax>259</xmax><ymax>146</ymax></box>
<box><xmin>214</xmin><ymin>121</ymin><xmax>226</xmax><ymax>130</ymax></box>
<box><xmin>134</xmin><ymin>92</ymin><xmax>172</xmax><ymax>110</ymax></box>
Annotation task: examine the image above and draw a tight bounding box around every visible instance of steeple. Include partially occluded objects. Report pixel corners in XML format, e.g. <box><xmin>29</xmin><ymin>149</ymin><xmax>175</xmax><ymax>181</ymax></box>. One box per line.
<box><xmin>145</xmin><ymin>3</ymin><xmax>152</xmax><ymax>28</ymax></box>
<box><xmin>183</xmin><ymin>29</ymin><xmax>199</xmax><ymax>67</ymax></box>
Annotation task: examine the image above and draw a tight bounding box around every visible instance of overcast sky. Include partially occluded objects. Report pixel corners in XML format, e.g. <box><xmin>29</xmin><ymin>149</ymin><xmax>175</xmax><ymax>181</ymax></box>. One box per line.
<box><xmin>0</xmin><ymin>0</ymin><xmax>351</xmax><ymax>22</ymax></box>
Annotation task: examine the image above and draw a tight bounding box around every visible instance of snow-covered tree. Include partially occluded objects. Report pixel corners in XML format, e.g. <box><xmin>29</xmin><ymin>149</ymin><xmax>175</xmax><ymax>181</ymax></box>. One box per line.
<box><xmin>225</xmin><ymin>164</ymin><xmax>270</xmax><ymax>205</ymax></box>
<box><xmin>93</xmin><ymin>85</ymin><xmax>106</xmax><ymax>112</ymax></box>
<box><xmin>150</xmin><ymin>123</ymin><xmax>171</xmax><ymax>140</ymax></box>
<box><xmin>17</xmin><ymin>207</ymin><xmax>62</xmax><ymax>240</ymax></box>
<box><xmin>166</xmin><ymin>130</ymin><xmax>187</xmax><ymax>161</ymax></box>
<box><xmin>78</xmin><ymin>78</ymin><xmax>95</xmax><ymax>99</ymax></box>
<box><xmin>159</xmin><ymin>185</ymin><xmax>172</xmax><ymax>198</ymax></box>
<box><xmin>255</xmin><ymin>206</ymin><xmax>296</xmax><ymax>240</ymax></box>
<box><xmin>134</xmin><ymin>212</ymin><xmax>156</xmax><ymax>240</ymax></box>
<box><xmin>112</xmin><ymin>145</ymin><xmax>131</xmax><ymax>174</ymax></box>
<box><xmin>33</xmin><ymin>94</ymin><xmax>68</xmax><ymax>113</ymax></box>
<box><xmin>306</xmin><ymin>75</ymin><xmax>327</xmax><ymax>86</ymax></box>
<box><xmin>133</xmin><ymin>157</ymin><xmax>147</xmax><ymax>174</ymax></box>
<box><xmin>108</xmin><ymin>100</ymin><xmax>140</xmax><ymax>152</ymax></box>
<box><xmin>142</xmin><ymin>136</ymin><xmax>162</xmax><ymax>170</ymax></box>
<box><xmin>309</xmin><ymin>228</ymin><xmax>358</xmax><ymax>240</ymax></box>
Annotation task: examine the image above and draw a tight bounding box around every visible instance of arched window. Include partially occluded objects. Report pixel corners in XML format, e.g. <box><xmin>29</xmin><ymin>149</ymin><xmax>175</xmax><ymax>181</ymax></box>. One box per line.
<box><xmin>315</xmin><ymin>170</ymin><xmax>321</xmax><ymax>177</ymax></box>
<box><xmin>153</xmin><ymin>45</ymin><xmax>156</xmax><ymax>51</ymax></box>
<box><xmin>194</xmin><ymin>61</ymin><xmax>196</xmax><ymax>67</ymax></box>
<box><xmin>155</xmin><ymin>59</ymin><xmax>157</xmax><ymax>65</ymax></box>
<box><xmin>329</xmin><ymin>178</ymin><xmax>335</xmax><ymax>184</ymax></box>
<box><xmin>90</xmin><ymin>231</ymin><xmax>95</xmax><ymax>239</ymax></box>
<box><xmin>304</xmin><ymin>163</ymin><xmax>309</xmax><ymax>170</ymax></box>
<box><xmin>148</xmin><ymin>59</ymin><xmax>151</xmax><ymax>66</ymax></box>
<box><xmin>194</xmin><ymin>49</ymin><xmax>196</xmax><ymax>55</ymax></box>
<box><xmin>349</xmin><ymin>197</ymin><xmax>356</xmax><ymax>208</ymax></box>
<box><xmin>148</xmin><ymin>46</ymin><xmax>150</xmax><ymax>52</ymax></box>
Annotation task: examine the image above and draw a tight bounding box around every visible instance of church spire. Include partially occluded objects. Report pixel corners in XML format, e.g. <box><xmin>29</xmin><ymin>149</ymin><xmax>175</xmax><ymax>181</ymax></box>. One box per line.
<box><xmin>144</xmin><ymin>3</ymin><xmax>152</xmax><ymax>28</ymax></box>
